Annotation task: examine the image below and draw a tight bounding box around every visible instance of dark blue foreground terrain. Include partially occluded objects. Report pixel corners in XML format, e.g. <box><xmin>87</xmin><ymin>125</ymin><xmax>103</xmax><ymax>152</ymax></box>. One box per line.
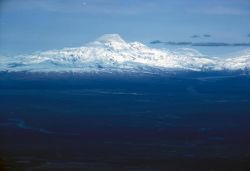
<box><xmin>0</xmin><ymin>72</ymin><xmax>250</xmax><ymax>171</ymax></box>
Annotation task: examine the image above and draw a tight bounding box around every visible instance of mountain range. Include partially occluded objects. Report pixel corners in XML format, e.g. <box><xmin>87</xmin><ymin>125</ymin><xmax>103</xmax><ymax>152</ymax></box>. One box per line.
<box><xmin>1</xmin><ymin>34</ymin><xmax>250</xmax><ymax>73</ymax></box>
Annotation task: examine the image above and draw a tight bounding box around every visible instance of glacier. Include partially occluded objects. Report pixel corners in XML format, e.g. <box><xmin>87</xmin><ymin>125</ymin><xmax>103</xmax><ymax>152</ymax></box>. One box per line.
<box><xmin>1</xmin><ymin>34</ymin><xmax>250</xmax><ymax>73</ymax></box>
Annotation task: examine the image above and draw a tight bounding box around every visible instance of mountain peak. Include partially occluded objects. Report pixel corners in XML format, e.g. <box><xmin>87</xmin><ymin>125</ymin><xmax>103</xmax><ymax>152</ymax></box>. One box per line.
<box><xmin>88</xmin><ymin>34</ymin><xmax>129</xmax><ymax>50</ymax></box>
<box><xmin>95</xmin><ymin>34</ymin><xmax>126</xmax><ymax>44</ymax></box>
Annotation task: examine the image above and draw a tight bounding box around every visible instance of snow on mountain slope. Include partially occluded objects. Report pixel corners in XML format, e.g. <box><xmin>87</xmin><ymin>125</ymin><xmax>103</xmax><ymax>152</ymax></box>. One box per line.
<box><xmin>1</xmin><ymin>34</ymin><xmax>250</xmax><ymax>73</ymax></box>
<box><xmin>218</xmin><ymin>49</ymin><xmax>250</xmax><ymax>70</ymax></box>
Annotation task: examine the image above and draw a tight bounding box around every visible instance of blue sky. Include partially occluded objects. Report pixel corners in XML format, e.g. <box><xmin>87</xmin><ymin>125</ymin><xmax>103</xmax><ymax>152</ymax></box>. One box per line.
<box><xmin>0</xmin><ymin>0</ymin><xmax>250</xmax><ymax>55</ymax></box>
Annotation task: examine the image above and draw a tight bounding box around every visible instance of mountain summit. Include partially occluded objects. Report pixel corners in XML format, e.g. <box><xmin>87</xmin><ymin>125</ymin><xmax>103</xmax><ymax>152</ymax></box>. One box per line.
<box><xmin>95</xmin><ymin>34</ymin><xmax>126</xmax><ymax>44</ymax></box>
<box><xmin>1</xmin><ymin>34</ymin><xmax>250</xmax><ymax>73</ymax></box>
<box><xmin>88</xmin><ymin>34</ymin><xmax>129</xmax><ymax>50</ymax></box>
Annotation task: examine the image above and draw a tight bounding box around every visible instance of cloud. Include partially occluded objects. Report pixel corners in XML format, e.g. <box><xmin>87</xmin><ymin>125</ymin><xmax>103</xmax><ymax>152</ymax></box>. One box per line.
<box><xmin>191</xmin><ymin>35</ymin><xmax>199</xmax><ymax>38</ymax></box>
<box><xmin>150</xmin><ymin>41</ymin><xmax>250</xmax><ymax>47</ymax></box>
<box><xmin>203</xmin><ymin>34</ymin><xmax>211</xmax><ymax>38</ymax></box>
<box><xmin>231</xmin><ymin>43</ymin><xmax>250</xmax><ymax>46</ymax></box>
<box><xmin>164</xmin><ymin>42</ymin><xmax>192</xmax><ymax>46</ymax></box>
<box><xmin>192</xmin><ymin>42</ymin><xmax>230</xmax><ymax>46</ymax></box>
<box><xmin>150</xmin><ymin>40</ymin><xmax>162</xmax><ymax>44</ymax></box>
<box><xmin>191</xmin><ymin>34</ymin><xmax>212</xmax><ymax>38</ymax></box>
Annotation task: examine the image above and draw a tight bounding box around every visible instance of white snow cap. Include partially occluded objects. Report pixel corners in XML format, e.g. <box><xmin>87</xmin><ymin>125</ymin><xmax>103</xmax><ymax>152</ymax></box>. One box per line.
<box><xmin>95</xmin><ymin>34</ymin><xmax>126</xmax><ymax>43</ymax></box>
<box><xmin>1</xmin><ymin>34</ymin><xmax>250</xmax><ymax>73</ymax></box>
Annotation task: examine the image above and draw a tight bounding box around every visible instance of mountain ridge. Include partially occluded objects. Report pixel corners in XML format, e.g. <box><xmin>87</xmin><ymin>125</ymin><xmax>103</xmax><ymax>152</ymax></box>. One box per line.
<box><xmin>1</xmin><ymin>34</ymin><xmax>250</xmax><ymax>73</ymax></box>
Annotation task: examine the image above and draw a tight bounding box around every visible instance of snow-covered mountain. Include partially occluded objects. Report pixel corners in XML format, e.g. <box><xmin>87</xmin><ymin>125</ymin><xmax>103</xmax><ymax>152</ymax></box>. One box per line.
<box><xmin>1</xmin><ymin>34</ymin><xmax>250</xmax><ymax>73</ymax></box>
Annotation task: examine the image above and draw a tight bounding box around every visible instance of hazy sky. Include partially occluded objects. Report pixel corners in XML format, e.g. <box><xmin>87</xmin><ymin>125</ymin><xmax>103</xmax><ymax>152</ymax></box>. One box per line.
<box><xmin>1</xmin><ymin>0</ymin><xmax>250</xmax><ymax>55</ymax></box>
